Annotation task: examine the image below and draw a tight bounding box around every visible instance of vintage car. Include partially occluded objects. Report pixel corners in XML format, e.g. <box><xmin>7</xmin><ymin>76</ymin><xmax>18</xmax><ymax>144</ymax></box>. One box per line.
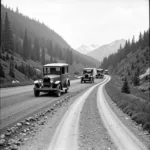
<box><xmin>104</xmin><ymin>69</ymin><xmax>109</xmax><ymax>75</ymax></box>
<box><xmin>96</xmin><ymin>69</ymin><xmax>104</xmax><ymax>78</ymax></box>
<box><xmin>81</xmin><ymin>68</ymin><xmax>97</xmax><ymax>83</ymax></box>
<box><xmin>33</xmin><ymin>63</ymin><xmax>70</xmax><ymax>97</ymax></box>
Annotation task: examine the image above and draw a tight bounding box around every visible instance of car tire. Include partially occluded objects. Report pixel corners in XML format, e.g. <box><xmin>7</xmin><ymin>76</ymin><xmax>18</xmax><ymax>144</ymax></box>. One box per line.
<box><xmin>68</xmin><ymin>80</ymin><xmax>70</xmax><ymax>86</ymax></box>
<box><xmin>65</xmin><ymin>87</ymin><xmax>68</xmax><ymax>93</ymax></box>
<box><xmin>34</xmin><ymin>90</ymin><xmax>40</xmax><ymax>97</ymax></box>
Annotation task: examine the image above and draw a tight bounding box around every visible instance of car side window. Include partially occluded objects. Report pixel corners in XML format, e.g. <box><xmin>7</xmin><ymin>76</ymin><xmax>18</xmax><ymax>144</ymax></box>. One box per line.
<box><xmin>46</xmin><ymin>68</ymin><xmax>48</xmax><ymax>74</ymax></box>
<box><xmin>65</xmin><ymin>66</ymin><xmax>68</xmax><ymax>73</ymax></box>
<box><xmin>62</xmin><ymin>67</ymin><xmax>65</xmax><ymax>74</ymax></box>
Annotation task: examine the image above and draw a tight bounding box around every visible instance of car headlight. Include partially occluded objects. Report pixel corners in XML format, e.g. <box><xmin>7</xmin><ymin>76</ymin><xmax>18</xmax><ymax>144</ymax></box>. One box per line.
<box><xmin>34</xmin><ymin>80</ymin><xmax>39</xmax><ymax>84</ymax></box>
<box><xmin>50</xmin><ymin>79</ymin><xmax>53</xmax><ymax>83</ymax></box>
<box><xmin>39</xmin><ymin>80</ymin><xmax>42</xmax><ymax>83</ymax></box>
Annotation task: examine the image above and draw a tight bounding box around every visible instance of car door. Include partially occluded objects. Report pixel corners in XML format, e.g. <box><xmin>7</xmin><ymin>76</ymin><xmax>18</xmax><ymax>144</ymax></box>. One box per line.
<box><xmin>61</xmin><ymin>66</ymin><xmax>68</xmax><ymax>87</ymax></box>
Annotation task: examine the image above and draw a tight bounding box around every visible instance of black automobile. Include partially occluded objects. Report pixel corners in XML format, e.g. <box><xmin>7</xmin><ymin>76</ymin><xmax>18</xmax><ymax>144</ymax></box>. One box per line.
<box><xmin>96</xmin><ymin>69</ymin><xmax>104</xmax><ymax>78</ymax></box>
<box><xmin>33</xmin><ymin>63</ymin><xmax>70</xmax><ymax>97</ymax></box>
<box><xmin>81</xmin><ymin>68</ymin><xmax>96</xmax><ymax>83</ymax></box>
<box><xmin>104</xmin><ymin>69</ymin><xmax>109</xmax><ymax>75</ymax></box>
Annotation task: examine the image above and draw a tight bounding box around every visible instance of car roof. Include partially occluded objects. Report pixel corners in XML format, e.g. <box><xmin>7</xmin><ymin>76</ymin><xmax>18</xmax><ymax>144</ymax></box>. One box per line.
<box><xmin>97</xmin><ymin>69</ymin><xmax>103</xmax><ymax>70</ymax></box>
<box><xmin>83</xmin><ymin>68</ymin><xmax>94</xmax><ymax>70</ymax></box>
<box><xmin>44</xmin><ymin>63</ymin><xmax>68</xmax><ymax>67</ymax></box>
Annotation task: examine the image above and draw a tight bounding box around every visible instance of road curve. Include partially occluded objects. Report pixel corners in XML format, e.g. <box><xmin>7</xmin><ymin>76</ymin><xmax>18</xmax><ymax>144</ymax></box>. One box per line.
<box><xmin>48</xmin><ymin>78</ymin><xmax>108</xmax><ymax>150</ymax></box>
<box><xmin>97</xmin><ymin>76</ymin><xmax>148</xmax><ymax>150</ymax></box>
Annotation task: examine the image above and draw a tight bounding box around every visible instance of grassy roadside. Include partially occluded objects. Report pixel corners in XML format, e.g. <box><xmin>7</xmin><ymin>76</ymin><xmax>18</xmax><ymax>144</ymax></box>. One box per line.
<box><xmin>105</xmin><ymin>75</ymin><xmax>150</xmax><ymax>134</ymax></box>
<box><xmin>0</xmin><ymin>81</ymin><xmax>34</xmax><ymax>88</ymax></box>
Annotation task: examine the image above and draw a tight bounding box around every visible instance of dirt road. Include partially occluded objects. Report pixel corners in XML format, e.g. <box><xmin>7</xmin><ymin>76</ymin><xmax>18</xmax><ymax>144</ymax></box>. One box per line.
<box><xmin>48</xmin><ymin>79</ymin><xmax>107</xmax><ymax>150</ymax></box>
<box><xmin>0</xmin><ymin>79</ymin><xmax>93</xmax><ymax>132</ymax></box>
<box><xmin>0</xmin><ymin>76</ymin><xmax>149</xmax><ymax>150</ymax></box>
<box><xmin>97</xmin><ymin>76</ymin><xmax>148</xmax><ymax>150</ymax></box>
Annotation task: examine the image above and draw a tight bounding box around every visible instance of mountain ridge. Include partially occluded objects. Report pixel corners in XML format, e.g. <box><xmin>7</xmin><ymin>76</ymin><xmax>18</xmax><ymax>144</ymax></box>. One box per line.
<box><xmin>75</xmin><ymin>44</ymin><xmax>99</xmax><ymax>54</ymax></box>
<box><xmin>87</xmin><ymin>39</ymin><xmax>126</xmax><ymax>62</ymax></box>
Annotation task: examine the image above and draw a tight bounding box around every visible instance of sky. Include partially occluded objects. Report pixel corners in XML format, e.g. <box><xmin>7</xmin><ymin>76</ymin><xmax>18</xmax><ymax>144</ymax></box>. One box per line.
<box><xmin>2</xmin><ymin>0</ymin><xmax>149</xmax><ymax>49</ymax></box>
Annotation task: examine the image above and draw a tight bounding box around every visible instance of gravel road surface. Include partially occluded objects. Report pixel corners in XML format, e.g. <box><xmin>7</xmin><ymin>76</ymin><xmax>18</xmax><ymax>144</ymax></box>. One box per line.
<box><xmin>0</xmin><ymin>76</ymin><xmax>149</xmax><ymax>150</ymax></box>
<box><xmin>48</xmin><ymin>79</ymin><xmax>105</xmax><ymax>150</ymax></box>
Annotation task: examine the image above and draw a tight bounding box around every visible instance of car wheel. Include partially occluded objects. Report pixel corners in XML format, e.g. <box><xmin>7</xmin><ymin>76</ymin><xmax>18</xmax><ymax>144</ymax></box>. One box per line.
<box><xmin>65</xmin><ymin>87</ymin><xmax>68</xmax><ymax>93</ymax></box>
<box><xmin>34</xmin><ymin>90</ymin><xmax>40</xmax><ymax>97</ymax></box>
<box><xmin>56</xmin><ymin>84</ymin><xmax>61</xmax><ymax>97</ymax></box>
<box><xmin>68</xmin><ymin>80</ymin><xmax>70</xmax><ymax>86</ymax></box>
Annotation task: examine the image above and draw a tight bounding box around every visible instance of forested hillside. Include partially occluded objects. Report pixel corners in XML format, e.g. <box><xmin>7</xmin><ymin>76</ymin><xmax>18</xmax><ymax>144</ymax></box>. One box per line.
<box><xmin>0</xmin><ymin>4</ymin><xmax>99</xmax><ymax>86</ymax></box>
<box><xmin>101</xmin><ymin>29</ymin><xmax>149</xmax><ymax>91</ymax></box>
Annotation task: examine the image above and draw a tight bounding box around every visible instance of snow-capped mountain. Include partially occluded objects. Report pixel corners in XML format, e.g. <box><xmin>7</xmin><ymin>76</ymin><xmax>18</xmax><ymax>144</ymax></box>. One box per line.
<box><xmin>75</xmin><ymin>44</ymin><xmax>99</xmax><ymax>54</ymax></box>
<box><xmin>87</xmin><ymin>39</ymin><xmax>126</xmax><ymax>62</ymax></box>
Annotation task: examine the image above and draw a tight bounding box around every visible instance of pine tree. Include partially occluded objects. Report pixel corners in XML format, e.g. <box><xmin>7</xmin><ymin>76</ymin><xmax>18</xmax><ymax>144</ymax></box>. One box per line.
<box><xmin>1</xmin><ymin>17</ymin><xmax>3</xmax><ymax>51</ymax></box>
<box><xmin>6</xmin><ymin>53</ymin><xmax>9</xmax><ymax>60</ymax></box>
<box><xmin>3</xmin><ymin>12</ymin><xmax>14</xmax><ymax>53</ymax></box>
<box><xmin>28</xmin><ymin>37</ymin><xmax>32</xmax><ymax>58</ymax></box>
<box><xmin>0</xmin><ymin>63</ymin><xmax>5</xmax><ymax>77</ymax></box>
<box><xmin>131</xmin><ymin>62</ymin><xmax>134</xmax><ymax>69</ymax></box>
<box><xmin>121</xmin><ymin>77</ymin><xmax>130</xmax><ymax>94</ymax></box>
<box><xmin>22</xmin><ymin>28</ymin><xmax>29</xmax><ymax>58</ymax></box>
<box><xmin>48</xmin><ymin>40</ymin><xmax>53</xmax><ymax>56</ymax></box>
<box><xmin>138</xmin><ymin>32</ymin><xmax>143</xmax><ymax>49</ymax></box>
<box><xmin>41</xmin><ymin>47</ymin><xmax>45</xmax><ymax>65</ymax></box>
<box><xmin>33</xmin><ymin>37</ymin><xmax>40</xmax><ymax>61</ymax></box>
<box><xmin>15</xmin><ymin>35</ymin><xmax>22</xmax><ymax>54</ymax></box>
<box><xmin>131</xmin><ymin>36</ymin><xmax>136</xmax><ymax>52</ymax></box>
<box><xmin>9</xmin><ymin>61</ymin><xmax>15</xmax><ymax>78</ymax></box>
<box><xmin>133</xmin><ymin>72</ymin><xmax>140</xmax><ymax>86</ymax></box>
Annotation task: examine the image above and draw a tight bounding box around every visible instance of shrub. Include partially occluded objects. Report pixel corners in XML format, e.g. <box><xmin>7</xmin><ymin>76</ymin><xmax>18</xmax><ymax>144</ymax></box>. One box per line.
<box><xmin>143</xmin><ymin>122</ymin><xmax>150</xmax><ymax>132</ymax></box>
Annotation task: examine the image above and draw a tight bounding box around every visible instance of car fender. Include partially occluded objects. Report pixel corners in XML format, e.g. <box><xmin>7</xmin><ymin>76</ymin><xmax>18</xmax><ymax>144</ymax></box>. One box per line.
<box><xmin>65</xmin><ymin>78</ymin><xmax>70</xmax><ymax>86</ymax></box>
<box><xmin>34</xmin><ymin>80</ymin><xmax>39</xmax><ymax>84</ymax></box>
<box><xmin>34</xmin><ymin>80</ymin><xmax>41</xmax><ymax>88</ymax></box>
<box><xmin>55</xmin><ymin>81</ymin><xmax>61</xmax><ymax>85</ymax></box>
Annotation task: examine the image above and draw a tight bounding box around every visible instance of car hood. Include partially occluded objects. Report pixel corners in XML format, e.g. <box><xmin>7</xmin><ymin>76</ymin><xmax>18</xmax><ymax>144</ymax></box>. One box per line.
<box><xmin>44</xmin><ymin>75</ymin><xmax>60</xmax><ymax>79</ymax></box>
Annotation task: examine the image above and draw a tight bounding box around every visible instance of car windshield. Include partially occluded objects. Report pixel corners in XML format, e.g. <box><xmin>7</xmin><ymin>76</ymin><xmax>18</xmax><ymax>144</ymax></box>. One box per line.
<box><xmin>97</xmin><ymin>70</ymin><xmax>102</xmax><ymax>73</ymax></box>
<box><xmin>83</xmin><ymin>69</ymin><xmax>93</xmax><ymax>74</ymax></box>
<box><xmin>43</xmin><ymin>67</ymin><xmax>61</xmax><ymax>75</ymax></box>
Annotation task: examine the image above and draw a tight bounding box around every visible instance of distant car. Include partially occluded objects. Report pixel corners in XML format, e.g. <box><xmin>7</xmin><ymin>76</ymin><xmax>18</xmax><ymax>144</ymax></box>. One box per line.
<box><xmin>33</xmin><ymin>63</ymin><xmax>70</xmax><ymax>97</ymax></box>
<box><xmin>96</xmin><ymin>69</ymin><xmax>104</xmax><ymax>78</ymax></box>
<box><xmin>104</xmin><ymin>69</ymin><xmax>109</xmax><ymax>75</ymax></box>
<box><xmin>81</xmin><ymin>68</ymin><xmax>97</xmax><ymax>83</ymax></box>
